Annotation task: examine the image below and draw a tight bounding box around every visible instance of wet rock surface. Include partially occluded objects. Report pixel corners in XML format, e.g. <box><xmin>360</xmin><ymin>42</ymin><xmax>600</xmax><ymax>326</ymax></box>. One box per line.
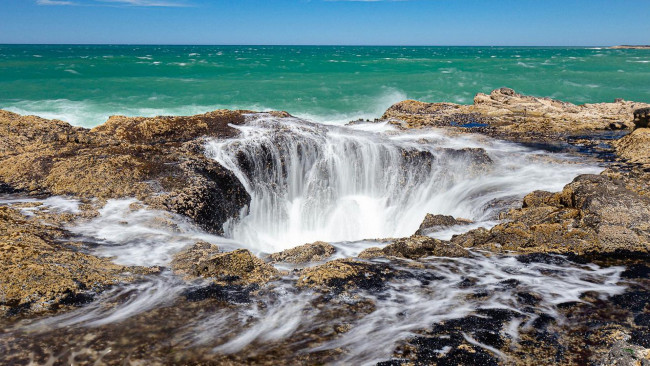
<box><xmin>452</xmin><ymin>172</ymin><xmax>650</xmax><ymax>255</ymax></box>
<box><xmin>1</xmin><ymin>91</ymin><xmax>650</xmax><ymax>365</ymax></box>
<box><xmin>0</xmin><ymin>206</ymin><xmax>151</xmax><ymax>317</ymax></box>
<box><xmin>174</xmin><ymin>246</ymin><xmax>279</xmax><ymax>286</ymax></box>
<box><xmin>415</xmin><ymin>213</ymin><xmax>472</xmax><ymax>235</ymax></box>
<box><xmin>360</xmin><ymin>235</ymin><xmax>469</xmax><ymax>260</ymax></box>
<box><xmin>269</xmin><ymin>241</ymin><xmax>336</xmax><ymax>264</ymax></box>
<box><xmin>297</xmin><ymin>258</ymin><xmax>397</xmax><ymax>292</ymax></box>
<box><xmin>0</xmin><ymin>109</ymin><xmax>253</xmax><ymax>234</ymax></box>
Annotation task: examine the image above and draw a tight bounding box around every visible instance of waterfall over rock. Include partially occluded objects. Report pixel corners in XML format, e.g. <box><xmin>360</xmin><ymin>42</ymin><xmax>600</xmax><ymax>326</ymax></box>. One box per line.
<box><xmin>206</xmin><ymin>114</ymin><xmax>601</xmax><ymax>252</ymax></box>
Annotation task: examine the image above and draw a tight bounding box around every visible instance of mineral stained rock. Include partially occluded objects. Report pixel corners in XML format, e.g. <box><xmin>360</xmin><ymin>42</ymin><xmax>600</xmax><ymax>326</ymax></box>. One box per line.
<box><xmin>191</xmin><ymin>249</ymin><xmax>279</xmax><ymax>286</ymax></box>
<box><xmin>452</xmin><ymin>173</ymin><xmax>650</xmax><ymax>254</ymax></box>
<box><xmin>0</xmin><ymin>206</ymin><xmax>150</xmax><ymax>317</ymax></box>
<box><xmin>297</xmin><ymin>258</ymin><xmax>395</xmax><ymax>292</ymax></box>
<box><xmin>382</xmin><ymin>87</ymin><xmax>650</xmax><ymax>138</ymax></box>
<box><xmin>415</xmin><ymin>213</ymin><xmax>472</xmax><ymax>235</ymax></box>
<box><xmin>359</xmin><ymin>235</ymin><xmax>469</xmax><ymax>260</ymax></box>
<box><xmin>0</xmin><ymin>109</ymin><xmax>254</xmax><ymax>234</ymax></box>
<box><xmin>269</xmin><ymin>241</ymin><xmax>336</xmax><ymax>264</ymax></box>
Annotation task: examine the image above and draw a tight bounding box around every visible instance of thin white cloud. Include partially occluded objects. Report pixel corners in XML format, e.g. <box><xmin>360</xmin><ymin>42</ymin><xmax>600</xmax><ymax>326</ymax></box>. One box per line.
<box><xmin>36</xmin><ymin>0</ymin><xmax>77</xmax><ymax>5</ymax></box>
<box><xmin>35</xmin><ymin>0</ymin><xmax>192</xmax><ymax>6</ymax></box>
<box><xmin>325</xmin><ymin>0</ymin><xmax>408</xmax><ymax>2</ymax></box>
<box><xmin>101</xmin><ymin>0</ymin><xmax>192</xmax><ymax>6</ymax></box>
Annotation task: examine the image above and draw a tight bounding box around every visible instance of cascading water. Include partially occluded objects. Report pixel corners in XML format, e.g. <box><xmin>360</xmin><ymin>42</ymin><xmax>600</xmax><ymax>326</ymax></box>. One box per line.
<box><xmin>206</xmin><ymin>114</ymin><xmax>602</xmax><ymax>252</ymax></box>
<box><xmin>1</xmin><ymin>113</ymin><xmax>631</xmax><ymax>366</ymax></box>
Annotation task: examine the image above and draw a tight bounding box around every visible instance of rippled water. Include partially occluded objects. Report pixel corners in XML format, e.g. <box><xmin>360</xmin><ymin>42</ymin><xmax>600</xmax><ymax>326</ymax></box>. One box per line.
<box><xmin>1</xmin><ymin>45</ymin><xmax>649</xmax><ymax>126</ymax></box>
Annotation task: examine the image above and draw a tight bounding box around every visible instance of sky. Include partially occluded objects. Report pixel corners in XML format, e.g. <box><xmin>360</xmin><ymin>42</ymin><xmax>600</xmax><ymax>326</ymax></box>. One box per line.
<box><xmin>1</xmin><ymin>0</ymin><xmax>649</xmax><ymax>46</ymax></box>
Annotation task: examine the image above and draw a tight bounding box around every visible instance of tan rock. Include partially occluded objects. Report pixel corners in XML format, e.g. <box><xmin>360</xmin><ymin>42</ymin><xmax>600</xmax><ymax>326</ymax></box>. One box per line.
<box><xmin>297</xmin><ymin>258</ymin><xmax>393</xmax><ymax>290</ymax></box>
<box><xmin>359</xmin><ymin>235</ymin><xmax>469</xmax><ymax>259</ymax></box>
<box><xmin>193</xmin><ymin>249</ymin><xmax>278</xmax><ymax>286</ymax></box>
<box><xmin>170</xmin><ymin>241</ymin><xmax>221</xmax><ymax>278</ymax></box>
<box><xmin>268</xmin><ymin>241</ymin><xmax>336</xmax><ymax>263</ymax></box>
<box><xmin>381</xmin><ymin>88</ymin><xmax>650</xmax><ymax>139</ymax></box>
<box><xmin>415</xmin><ymin>213</ymin><xmax>472</xmax><ymax>235</ymax></box>
<box><xmin>452</xmin><ymin>172</ymin><xmax>650</xmax><ymax>254</ymax></box>
<box><xmin>0</xmin><ymin>206</ymin><xmax>147</xmax><ymax>317</ymax></box>
<box><xmin>0</xmin><ymin>109</ymin><xmax>252</xmax><ymax>234</ymax></box>
<box><xmin>613</xmin><ymin>128</ymin><xmax>650</xmax><ymax>165</ymax></box>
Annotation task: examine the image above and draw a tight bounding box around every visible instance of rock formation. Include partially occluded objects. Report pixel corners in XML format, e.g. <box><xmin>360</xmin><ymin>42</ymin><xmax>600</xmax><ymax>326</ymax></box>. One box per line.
<box><xmin>382</xmin><ymin>88</ymin><xmax>650</xmax><ymax>141</ymax></box>
<box><xmin>269</xmin><ymin>241</ymin><xmax>336</xmax><ymax>264</ymax></box>
<box><xmin>0</xmin><ymin>109</ymin><xmax>254</xmax><ymax>234</ymax></box>
<box><xmin>0</xmin><ymin>206</ymin><xmax>154</xmax><ymax>316</ymax></box>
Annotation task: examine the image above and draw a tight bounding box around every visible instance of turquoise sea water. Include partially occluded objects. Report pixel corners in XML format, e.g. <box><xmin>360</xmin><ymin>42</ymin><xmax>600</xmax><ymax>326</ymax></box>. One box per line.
<box><xmin>1</xmin><ymin>45</ymin><xmax>649</xmax><ymax>127</ymax></box>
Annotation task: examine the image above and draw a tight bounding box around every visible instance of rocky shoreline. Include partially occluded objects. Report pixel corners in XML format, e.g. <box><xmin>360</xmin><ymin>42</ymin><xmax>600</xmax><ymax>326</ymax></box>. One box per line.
<box><xmin>1</xmin><ymin>88</ymin><xmax>649</xmax><ymax>365</ymax></box>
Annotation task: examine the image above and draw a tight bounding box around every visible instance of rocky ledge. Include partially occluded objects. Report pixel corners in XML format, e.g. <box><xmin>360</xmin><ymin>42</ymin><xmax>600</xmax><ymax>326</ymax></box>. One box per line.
<box><xmin>1</xmin><ymin>89</ymin><xmax>650</xmax><ymax>364</ymax></box>
<box><xmin>0</xmin><ymin>109</ymin><xmax>258</xmax><ymax>234</ymax></box>
<box><xmin>0</xmin><ymin>205</ymin><xmax>156</xmax><ymax>316</ymax></box>
<box><xmin>381</xmin><ymin>87</ymin><xmax>650</xmax><ymax>145</ymax></box>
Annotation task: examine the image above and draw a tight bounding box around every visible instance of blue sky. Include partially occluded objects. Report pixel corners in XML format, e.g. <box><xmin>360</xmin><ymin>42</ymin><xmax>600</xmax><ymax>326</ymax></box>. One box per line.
<box><xmin>1</xmin><ymin>0</ymin><xmax>649</xmax><ymax>45</ymax></box>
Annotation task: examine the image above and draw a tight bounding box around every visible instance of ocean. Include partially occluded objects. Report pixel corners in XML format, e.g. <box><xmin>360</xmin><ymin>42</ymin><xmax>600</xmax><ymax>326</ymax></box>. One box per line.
<box><xmin>1</xmin><ymin>45</ymin><xmax>649</xmax><ymax>127</ymax></box>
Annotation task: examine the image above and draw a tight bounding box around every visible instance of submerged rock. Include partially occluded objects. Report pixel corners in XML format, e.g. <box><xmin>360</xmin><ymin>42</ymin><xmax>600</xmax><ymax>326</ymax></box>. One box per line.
<box><xmin>359</xmin><ymin>235</ymin><xmax>469</xmax><ymax>260</ymax></box>
<box><xmin>415</xmin><ymin>213</ymin><xmax>472</xmax><ymax>235</ymax></box>
<box><xmin>0</xmin><ymin>206</ymin><xmax>150</xmax><ymax>317</ymax></box>
<box><xmin>269</xmin><ymin>241</ymin><xmax>336</xmax><ymax>264</ymax></box>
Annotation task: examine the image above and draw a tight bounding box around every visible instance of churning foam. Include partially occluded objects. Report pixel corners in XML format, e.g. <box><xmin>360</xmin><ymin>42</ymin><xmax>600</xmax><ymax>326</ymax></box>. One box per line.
<box><xmin>206</xmin><ymin>114</ymin><xmax>601</xmax><ymax>252</ymax></box>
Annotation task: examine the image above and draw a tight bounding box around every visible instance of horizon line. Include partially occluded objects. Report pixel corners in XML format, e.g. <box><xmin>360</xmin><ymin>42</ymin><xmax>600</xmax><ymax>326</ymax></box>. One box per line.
<box><xmin>0</xmin><ymin>43</ymin><xmax>625</xmax><ymax>48</ymax></box>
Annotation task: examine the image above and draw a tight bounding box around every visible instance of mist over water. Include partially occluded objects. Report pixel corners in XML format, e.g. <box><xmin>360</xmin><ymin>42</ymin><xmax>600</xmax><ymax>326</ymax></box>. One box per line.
<box><xmin>207</xmin><ymin>114</ymin><xmax>601</xmax><ymax>252</ymax></box>
<box><xmin>1</xmin><ymin>45</ymin><xmax>649</xmax><ymax>127</ymax></box>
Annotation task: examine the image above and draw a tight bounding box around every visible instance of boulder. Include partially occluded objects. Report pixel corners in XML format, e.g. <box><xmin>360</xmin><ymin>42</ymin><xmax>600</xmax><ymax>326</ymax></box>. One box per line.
<box><xmin>613</xmin><ymin>127</ymin><xmax>650</xmax><ymax>165</ymax></box>
<box><xmin>359</xmin><ymin>235</ymin><xmax>469</xmax><ymax>259</ymax></box>
<box><xmin>171</xmin><ymin>241</ymin><xmax>221</xmax><ymax>278</ymax></box>
<box><xmin>297</xmin><ymin>259</ymin><xmax>395</xmax><ymax>292</ymax></box>
<box><xmin>415</xmin><ymin>213</ymin><xmax>472</xmax><ymax>235</ymax></box>
<box><xmin>633</xmin><ymin>107</ymin><xmax>650</xmax><ymax>129</ymax></box>
<box><xmin>192</xmin><ymin>249</ymin><xmax>278</xmax><ymax>286</ymax></box>
<box><xmin>0</xmin><ymin>110</ymin><xmax>253</xmax><ymax>234</ymax></box>
<box><xmin>269</xmin><ymin>241</ymin><xmax>336</xmax><ymax>263</ymax></box>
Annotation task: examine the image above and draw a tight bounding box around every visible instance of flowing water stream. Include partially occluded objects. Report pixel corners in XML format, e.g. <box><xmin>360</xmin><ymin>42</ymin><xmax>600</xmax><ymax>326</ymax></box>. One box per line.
<box><xmin>0</xmin><ymin>115</ymin><xmax>631</xmax><ymax>365</ymax></box>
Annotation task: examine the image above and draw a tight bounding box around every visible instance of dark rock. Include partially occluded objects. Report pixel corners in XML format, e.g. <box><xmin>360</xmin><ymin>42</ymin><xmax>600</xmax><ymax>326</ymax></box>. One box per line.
<box><xmin>633</xmin><ymin>107</ymin><xmax>650</xmax><ymax>129</ymax></box>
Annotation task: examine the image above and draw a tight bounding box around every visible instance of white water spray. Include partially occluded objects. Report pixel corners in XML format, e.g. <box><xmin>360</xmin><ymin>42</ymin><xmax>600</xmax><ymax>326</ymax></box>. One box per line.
<box><xmin>207</xmin><ymin>115</ymin><xmax>601</xmax><ymax>252</ymax></box>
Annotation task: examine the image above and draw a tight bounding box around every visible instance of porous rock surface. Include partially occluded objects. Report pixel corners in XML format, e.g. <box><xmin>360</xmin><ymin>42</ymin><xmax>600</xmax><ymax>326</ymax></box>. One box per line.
<box><xmin>269</xmin><ymin>241</ymin><xmax>336</xmax><ymax>264</ymax></box>
<box><xmin>452</xmin><ymin>173</ymin><xmax>650</xmax><ymax>254</ymax></box>
<box><xmin>415</xmin><ymin>213</ymin><xmax>472</xmax><ymax>235</ymax></box>
<box><xmin>359</xmin><ymin>235</ymin><xmax>469</xmax><ymax>260</ymax></box>
<box><xmin>0</xmin><ymin>109</ymin><xmax>254</xmax><ymax>234</ymax></box>
<box><xmin>172</xmin><ymin>244</ymin><xmax>279</xmax><ymax>286</ymax></box>
<box><xmin>382</xmin><ymin>87</ymin><xmax>650</xmax><ymax>139</ymax></box>
<box><xmin>0</xmin><ymin>206</ymin><xmax>151</xmax><ymax>317</ymax></box>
